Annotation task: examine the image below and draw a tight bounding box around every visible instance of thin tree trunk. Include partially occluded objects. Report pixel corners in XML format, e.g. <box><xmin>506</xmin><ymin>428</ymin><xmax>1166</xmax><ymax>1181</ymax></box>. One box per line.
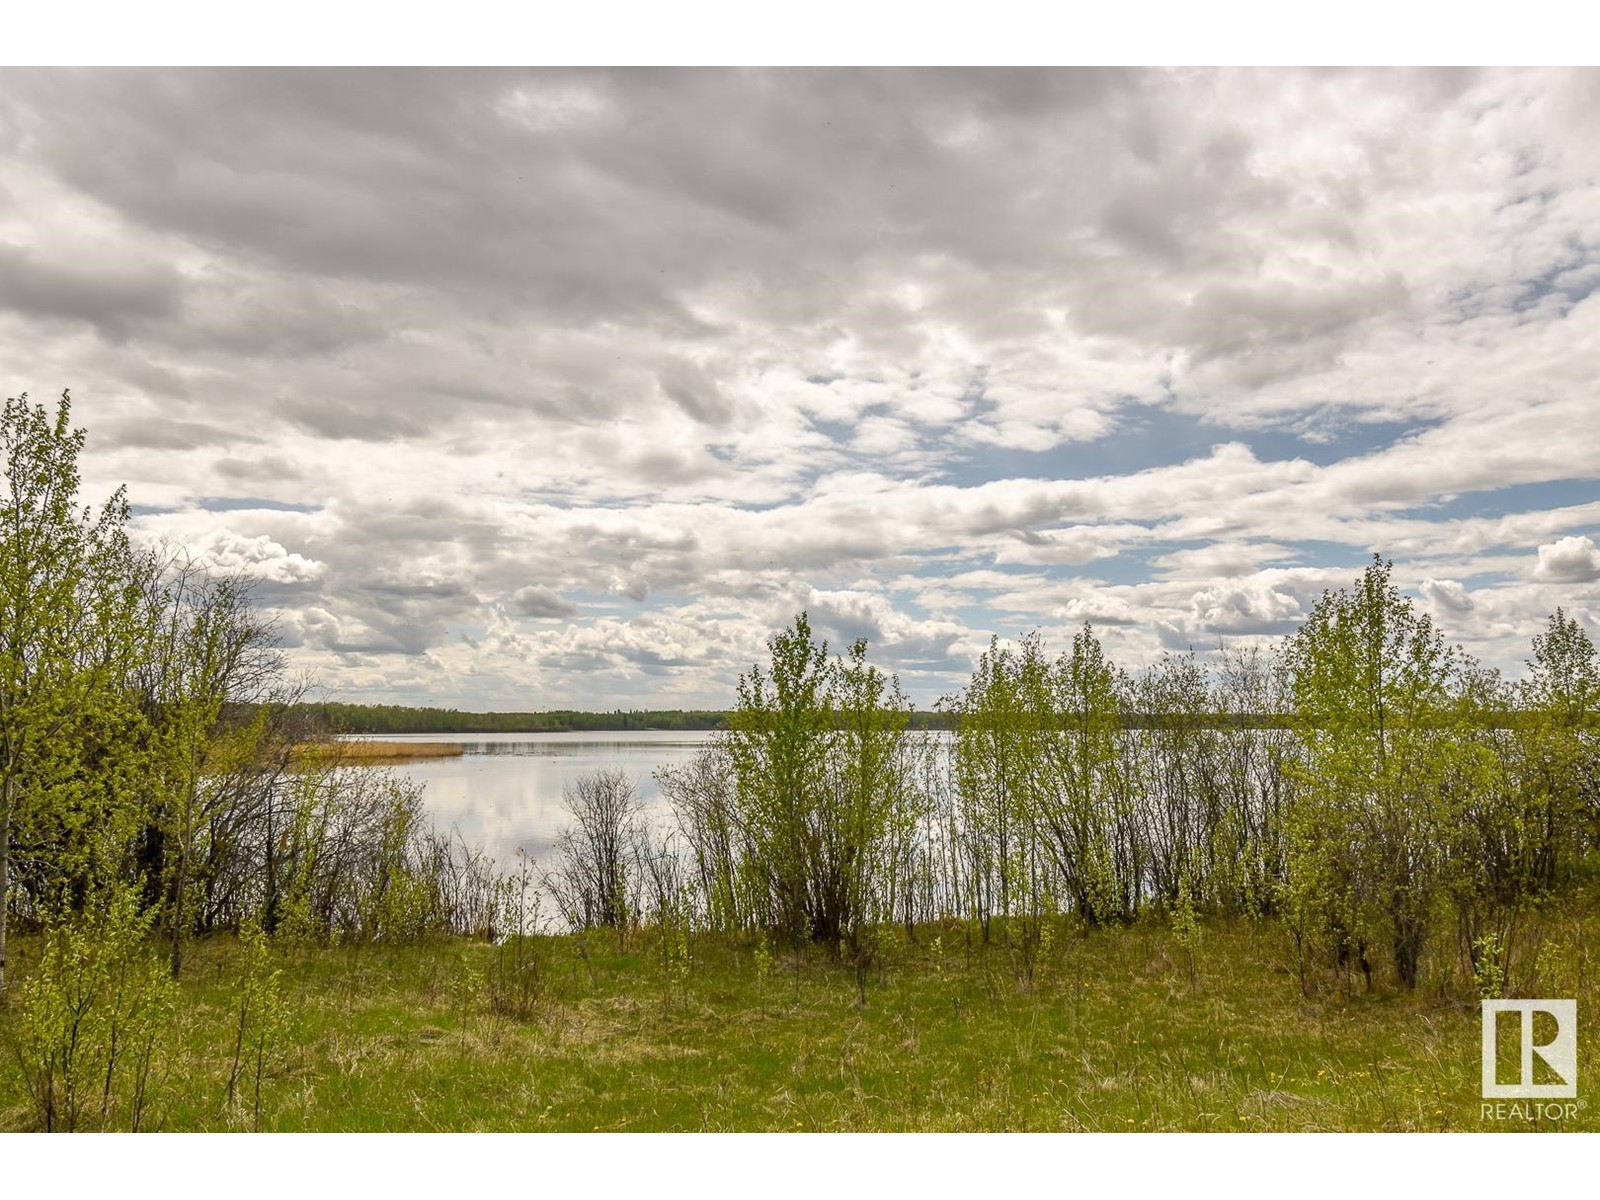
<box><xmin>170</xmin><ymin>843</ymin><xmax>187</xmax><ymax>979</ymax></box>
<box><xmin>264</xmin><ymin>785</ymin><xmax>278</xmax><ymax>935</ymax></box>
<box><xmin>170</xmin><ymin>784</ymin><xmax>191</xmax><ymax>979</ymax></box>
<box><xmin>0</xmin><ymin>771</ymin><xmax>12</xmax><ymax>996</ymax></box>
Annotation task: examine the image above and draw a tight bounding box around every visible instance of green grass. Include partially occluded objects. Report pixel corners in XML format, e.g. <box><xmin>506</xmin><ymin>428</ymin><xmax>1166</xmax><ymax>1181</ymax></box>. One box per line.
<box><xmin>4</xmin><ymin>908</ymin><xmax>1597</xmax><ymax>1132</ymax></box>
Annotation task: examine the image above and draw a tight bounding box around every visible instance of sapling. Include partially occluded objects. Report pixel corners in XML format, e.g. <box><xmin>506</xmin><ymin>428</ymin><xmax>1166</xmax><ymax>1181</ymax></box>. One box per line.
<box><xmin>1172</xmin><ymin>876</ymin><xmax>1200</xmax><ymax>988</ymax></box>
<box><xmin>752</xmin><ymin>931</ymin><xmax>774</xmax><ymax>1006</ymax></box>
<box><xmin>225</xmin><ymin>919</ymin><xmax>288</xmax><ymax>1131</ymax></box>
<box><xmin>487</xmin><ymin>853</ymin><xmax>545</xmax><ymax>1021</ymax></box>
<box><xmin>8</xmin><ymin>883</ymin><xmax>176</xmax><ymax>1131</ymax></box>
<box><xmin>1472</xmin><ymin>931</ymin><xmax>1506</xmax><ymax>999</ymax></box>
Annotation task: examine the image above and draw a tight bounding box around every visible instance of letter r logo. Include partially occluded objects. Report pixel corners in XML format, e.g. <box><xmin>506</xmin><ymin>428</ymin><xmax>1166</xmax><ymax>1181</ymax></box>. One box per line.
<box><xmin>1481</xmin><ymin>1000</ymin><xmax>1577</xmax><ymax>1099</ymax></box>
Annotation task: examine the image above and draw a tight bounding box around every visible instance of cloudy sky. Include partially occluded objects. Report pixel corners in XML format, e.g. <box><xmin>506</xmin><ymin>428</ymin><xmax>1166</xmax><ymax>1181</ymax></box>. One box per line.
<box><xmin>3</xmin><ymin>66</ymin><xmax>1598</xmax><ymax>709</ymax></box>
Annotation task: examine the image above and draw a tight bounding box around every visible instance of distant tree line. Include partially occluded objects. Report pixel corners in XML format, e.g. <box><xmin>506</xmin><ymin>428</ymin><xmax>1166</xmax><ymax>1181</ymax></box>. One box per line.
<box><xmin>289</xmin><ymin>703</ymin><xmax>958</xmax><ymax>735</ymax></box>
<box><xmin>294</xmin><ymin>703</ymin><xmax>734</xmax><ymax>734</ymax></box>
<box><xmin>296</xmin><ymin>699</ymin><xmax>1555</xmax><ymax>738</ymax></box>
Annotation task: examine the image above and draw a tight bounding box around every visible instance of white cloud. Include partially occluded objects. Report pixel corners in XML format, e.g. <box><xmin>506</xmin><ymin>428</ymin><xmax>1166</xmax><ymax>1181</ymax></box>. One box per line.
<box><xmin>1534</xmin><ymin>535</ymin><xmax>1600</xmax><ymax>583</ymax></box>
<box><xmin>1188</xmin><ymin>583</ymin><xmax>1304</xmax><ymax>635</ymax></box>
<box><xmin>153</xmin><ymin>528</ymin><xmax>324</xmax><ymax>586</ymax></box>
<box><xmin>1421</xmin><ymin>577</ymin><xmax>1475</xmax><ymax>613</ymax></box>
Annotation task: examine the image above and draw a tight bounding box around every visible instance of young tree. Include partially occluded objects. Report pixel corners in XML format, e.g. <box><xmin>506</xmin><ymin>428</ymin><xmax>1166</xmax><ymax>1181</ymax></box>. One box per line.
<box><xmin>129</xmin><ymin>558</ymin><xmax>282</xmax><ymax>977</ymax></box>
<box><xmin>1210</xmin><ymin>641</ymin><xmax>1293</xmax><ymax>915</ymax></box>
<box><xmin>1124</xmin><ymin>650</ymin><xmax>1221</xmax><ymax>910</ymax></box>
<box><xmin>947</xmin><ymin>635</ymin><xmax>1031</xmax><ymax>941</ymax></box>
<box><xmin>658</xmin><ymin>741</ymin><xmax>745</xmax><ymax>933</ymax></box>
<box><xmin>543</xmin><ymin>767</ymin><xmax>644</xmax><ymax>934</ymax></box>
<box><xmin>723</xmin><ymin>612</ymin><xmax>835</xmax><ymax>947</ymax></box>
<box><xmin>1464</xmin><ymin>609</ymin><xmax>1600</xmax><ymax>957</ymax></box>
<box><xmin>1284</xmin><ymin>555</ymin><xmax>1474</xmax><ymax>989</ymax></box>
<box><xmin>0</xmin><ymin>391</ymin><xmax>136</xmax><ymax>995</ymax></box>
<box><xmin>1034</xmin><ymin>624</ymin><xmax>1131</xmax><ymax>926</ymax></box>
<box><xmin>1525</xmin><ymin>607</ymin><xmax>1600</xmax><ymax>725</ymax></box>
<box><xmin>723</xmin><ymin>613</ymin><xmax>921</xmax><ymax>964</ymax></box>
<box><xmin>827</xmin><ymin>636</ymin><xmax>917</xmax><ymax>996</ymax></box>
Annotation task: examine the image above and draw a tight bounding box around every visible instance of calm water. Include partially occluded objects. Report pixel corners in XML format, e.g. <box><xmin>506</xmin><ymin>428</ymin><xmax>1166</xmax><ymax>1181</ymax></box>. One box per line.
<box><xmin>354</xmin><ymin>732</ymin><xmax>716</xmax><ymax>869</ymax></box>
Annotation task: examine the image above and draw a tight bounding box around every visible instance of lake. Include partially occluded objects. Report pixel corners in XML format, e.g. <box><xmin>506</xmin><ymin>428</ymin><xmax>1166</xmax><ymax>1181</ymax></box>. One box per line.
<box><xmin>354</xmin><ymin>731</ymin><xmax>717</xmax><ymax>870</ymax></box>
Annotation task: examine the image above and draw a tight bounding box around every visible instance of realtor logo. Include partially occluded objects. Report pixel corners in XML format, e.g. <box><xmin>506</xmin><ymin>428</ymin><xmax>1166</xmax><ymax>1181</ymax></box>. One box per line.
<box><xmin>1481</xmin><ymin>1000</ymin><xmax>1577</xmax><ymax>1099</ymax></box>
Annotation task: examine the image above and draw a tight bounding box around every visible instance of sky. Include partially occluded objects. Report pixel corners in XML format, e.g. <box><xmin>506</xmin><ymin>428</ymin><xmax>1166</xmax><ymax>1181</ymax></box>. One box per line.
<box><xmin>3</xmin><ymin>66</ymin><xmax>1599</xmax><ymax>710</ymax></box>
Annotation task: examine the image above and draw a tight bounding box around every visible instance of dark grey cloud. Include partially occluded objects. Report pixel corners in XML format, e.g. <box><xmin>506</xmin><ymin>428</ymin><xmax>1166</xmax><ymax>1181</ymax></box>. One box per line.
<box><xmin>97</xmin><ymin>416</ymin><xmax>257</xmax><ymax>452</ymax></box>
<box><xmin>512</xmin><ymin>585</ymin><xmax>577</xmax><ymax>619</ymax></box>
<box><xmin>214</xmin><ymin>454</ymin><xmax>306</xmax><ymax>486</ymax></box>
<box><xmin>0</xmin><ymin>240</ymin><xmax>181</xmax><ymax>338</ymax></box>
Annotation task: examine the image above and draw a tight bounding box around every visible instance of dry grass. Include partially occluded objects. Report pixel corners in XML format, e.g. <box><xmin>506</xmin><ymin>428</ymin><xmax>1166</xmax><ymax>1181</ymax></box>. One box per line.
<box><xmin>293</xmin><ymin>740</ymin><xmax>466</xmax><ymax>766</ymax></box>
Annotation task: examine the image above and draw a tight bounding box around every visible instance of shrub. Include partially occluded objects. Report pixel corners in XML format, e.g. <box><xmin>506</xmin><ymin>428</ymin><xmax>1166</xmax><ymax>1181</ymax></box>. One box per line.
<box><xmin>6</xmin><ymin>883</ymin><xmax>176</xmax><ymax>1131</ymax></box>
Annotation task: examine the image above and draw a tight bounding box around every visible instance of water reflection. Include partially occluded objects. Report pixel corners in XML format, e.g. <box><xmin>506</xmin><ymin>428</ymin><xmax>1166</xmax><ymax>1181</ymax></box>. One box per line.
<box><xmin>362</xmin><ymin>732</ymin><xmax>715</xmax><ymax>870</ymax></box>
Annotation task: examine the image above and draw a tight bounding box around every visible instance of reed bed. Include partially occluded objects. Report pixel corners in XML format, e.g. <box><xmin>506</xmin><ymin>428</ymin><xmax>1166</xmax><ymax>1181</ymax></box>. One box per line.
<box><xmin>294</xmin><ymin>740</ymin><xmax>466</xmax><ymax>766</ymax></box>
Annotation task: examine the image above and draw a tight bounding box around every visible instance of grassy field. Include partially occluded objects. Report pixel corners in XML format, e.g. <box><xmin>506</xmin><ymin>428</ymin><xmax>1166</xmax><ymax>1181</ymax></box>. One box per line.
<box><xmin>3</xmin><ymin>907</ymin><xmax>1597</xmax><ymax>1132</ymax></box>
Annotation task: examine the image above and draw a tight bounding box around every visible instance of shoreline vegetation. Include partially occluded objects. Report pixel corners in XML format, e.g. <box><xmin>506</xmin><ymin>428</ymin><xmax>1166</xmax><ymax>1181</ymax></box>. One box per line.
<box><xmin>292</xmin><ymin>702</ymin><xmax>1579</xmax><ymax>737</ymax></box>
<box><xmin>296</xmin><ymin>703</ymin><xmax>736</xmax><ymax>735</ymax></box>
<box><xmin>298</xmin><ymin>740</ymin><xmax>467</xmax><ymax>765</ymax></box>
<box><xmin>2</xmin><ymin>392</ymin><xmax>1597</xmax><ymax>1132</ymax></box>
